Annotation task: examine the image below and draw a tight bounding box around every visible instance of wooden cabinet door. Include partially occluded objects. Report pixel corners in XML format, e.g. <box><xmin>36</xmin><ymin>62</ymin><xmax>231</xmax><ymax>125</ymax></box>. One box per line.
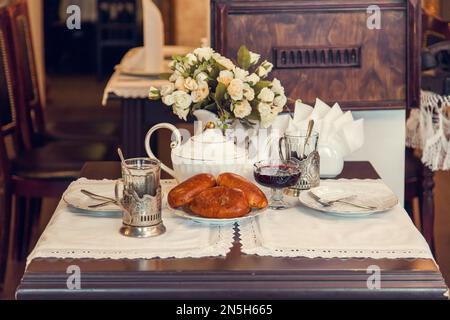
<box><xmin>211</xmin><ymin>0</ymin><xmax>421</xmax><ymax>111</ymax></box>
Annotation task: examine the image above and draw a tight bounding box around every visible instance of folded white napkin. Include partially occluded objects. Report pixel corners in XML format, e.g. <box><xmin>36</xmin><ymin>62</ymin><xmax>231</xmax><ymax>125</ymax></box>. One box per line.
<box><xmin>286</xmin><ymin>98</ymin><xmax>364</xmax><ymax>158</ymax></box>
<box><xmin>142</xmin><ymin>0</ymin><xmax>164</xmax><ymax>73</ymax></box>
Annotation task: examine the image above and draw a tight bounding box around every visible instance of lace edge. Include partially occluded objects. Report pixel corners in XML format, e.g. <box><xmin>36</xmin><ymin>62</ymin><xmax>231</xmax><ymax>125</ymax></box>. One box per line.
<box><xmin>27</xmin><ymin>224</ymin><xmax>235</xmax><ymax>267</ymax></box>
<box><xmin>238</xmin><ymin>219</ymin><xmax>434</xmax><ymax>260</ymax></box>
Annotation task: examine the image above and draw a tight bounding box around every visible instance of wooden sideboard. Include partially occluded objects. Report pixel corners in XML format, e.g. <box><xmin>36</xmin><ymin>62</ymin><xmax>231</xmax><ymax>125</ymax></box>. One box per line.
<box><xmin>211</xmin><ymin>0</ymin><xmax>422</xmax><ymax>111</ymax></box>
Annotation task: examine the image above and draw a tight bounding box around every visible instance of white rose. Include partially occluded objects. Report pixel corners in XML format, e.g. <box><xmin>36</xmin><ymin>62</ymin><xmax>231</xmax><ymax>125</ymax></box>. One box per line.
<box><xmin>148</xmin><ymin>87</ymin><xmax>160</xmax><ymax>100</ymax></box>
<box><xmin>256</xmin><ymin>60</ymin><xmax>274</xmax><ymax>78</ymax></box>
<box><xmin>172</xmin><ymin>90</ymin><xmax>192</xmax><ymax>120</ymax></box>
<box><xmin>272</xmin><ymin>106</ymin><xmax>284</xmax><ymax>115</ymax></box>
<box><xmin>160</xmin><ymin>83</ymin><xmax>175</xmax><ymax>97</ymax></box>
<box><xmin>249</xmin><ymin>51</ymin><xmax>261</xmax><ymax>65</ymax></box>
<box><xmin>243</xmin><ymin>83</ymin><xmax>255</xmax><ymax>101</ymax></box>
<box><xmin>271</xmin><ymin>78</ymin><xmax>285</xmax><ymax>95</ymax></box>
<box><xmin>191</xmin><ymin>81</ymin><xmax>210</xmax><ymax>103</ymax></box>
<box><xmin>260</xmin><ymin>112</ymin><xmax>277</xmax><ymax>128</ymax></box>
<box><xmin>195</xmin><ymin>72</ymin><xmax>209</xmax><ymax>83</ymax></box>
<box><xmin>246</xmin><ymin>73</ymin><xmax>260</xmax><ymax>86</ymax></box>
<box><xmin>174</xmin><ymin>62</ymin><xmax>187</xmax><ymax>74</ymax></box>
<box><xmin>213</xmin><ymin>53</ymin><xmax>235</xmax><ymax>70</ymax></box>
<box><xmin>162</xmin><ymin>94</ymin><xmax>175</xmax><ymax>106</ymax></box>
<box><xmin>227</xmin><ymin>79</ymin><xmax>244</xmax><ymax>101</ymax></box>
<box><xmin>169</xmin><ymin>71</ymin><xmax>181</xmax><ymax>82</ymax></box>
<box><xmin>185</xmin><ymin>53</ymin><xmax>198</xmax><ymax>66</ymax></box>
<box><xmin>273</xmin><ymin>94</ymin><xmax>287</xmax><ymax>108</ymax></box>
<box><xmin>173</xmin><ymin>90</ymin><xmax>192</xmax><ymax>108</ymax></box>
<box><xmin>233</xmin><ymin>100</ymin><xmax>252</xmax><ymax>119</ymax></box>
<box><xmin>168</xmin><ymin>60</ymin><xmax>176</xmax><ymax>70</ymax></box>
<box><xmin>217</xmin><ymin>70</ymin><xmax>234</xmax><ymax>86</ymax></box>
<box><xmin>234</xmin><ymin>67</ymin><xmax>249</xmax><ymax>81</ymax></box>
<box><xmin>194</xmin><ymin>47</ymin><xmax>214</xmax><ymax>61</ymax></box>
<box><xmin>184</xmin><ymin>77</ymin><xmax>198</xmax><ymax>91</ymax></box>
<box><xmin>173</xmin><ymin>105</ymin><xmax>190</xmax><ymax>121</ymax></box>
<box><xmin>258</xmin><ymin>87</ymin><xmax>275</xmax><ymax>103</ymax></box>
<box><xmin>175</xmin><ymin>77</ymin><xmax>187</xmax><ymax>91</ymax></box>
<box><xmin>258</xmin><ymin>102</ymin><xmax>272</xmax><ymax>117</ymax></box>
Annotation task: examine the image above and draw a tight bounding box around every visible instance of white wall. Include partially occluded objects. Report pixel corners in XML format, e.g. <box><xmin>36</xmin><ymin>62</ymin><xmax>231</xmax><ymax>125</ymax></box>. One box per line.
<box><xmin>346</xmin><ymin>110</ymin><xmax>406</xmax><ymax>203</ymax></box>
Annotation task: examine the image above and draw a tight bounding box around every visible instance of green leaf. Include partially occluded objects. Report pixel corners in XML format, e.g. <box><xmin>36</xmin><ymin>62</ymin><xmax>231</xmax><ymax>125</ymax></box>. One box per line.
<box><xmin>159</xmin><ymin>73</ymin><xmax>172</xmax><ymax>80</ymax></box>
<box><xmin>209</xmin><ymin>65</ymin><xmax>220</xmax><ymax>80</ymax></box>
<box><xmin>192</xmin><ymin>102</ymin><xmax>204</xmax><ymax>111</ymax></box>
<box><xmin>215</xmin><ymin>82</ymin><xmax>227</xmax><ymax>107</ymax></box>
<box><xmin>238</xmin><ymin>118</ymin><xmax>258</xmax><ymax>129</ymax></box>
<box><xmin>237</xmin><ymin>45</ymin><xmax>251</xmax><ymax>70</ymax></box>
<box><xmin>247</xmin><ymin>105</ymin><xmax>261</xmax><ymax>121</ymax></box>
<box><xmin>204</xmin><ymin>103</ymin><xmax>218</xmax><ymax>112</ymax></box>
<box><xmin>253</xmin><ymin>81</ymin><xmax>272</xmax><ymax>95</ymax></box>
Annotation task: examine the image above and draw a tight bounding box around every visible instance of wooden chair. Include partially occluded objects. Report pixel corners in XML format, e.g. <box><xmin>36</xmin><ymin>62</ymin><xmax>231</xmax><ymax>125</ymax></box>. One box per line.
<box><xmin>0</xmin><ymin>7</ymin><xmax>117</xmax><ymax>286</ymax></box>
<box><xmin>8</xmin><ymin>0</ymin><xmax>119</xmax><ymax>146</ymax></box>
<box><xmin>404</xmin><ymin>10</ymin><xmax>450</xmax><ymax>254</ymax></box>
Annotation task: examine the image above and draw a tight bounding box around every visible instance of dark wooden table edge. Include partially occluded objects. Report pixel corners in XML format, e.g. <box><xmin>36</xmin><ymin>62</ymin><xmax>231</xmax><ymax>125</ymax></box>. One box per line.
<box><xmin>16</xmin><ymin>161</ymin><xmax>449</xmax><ymax>300</ymax></box>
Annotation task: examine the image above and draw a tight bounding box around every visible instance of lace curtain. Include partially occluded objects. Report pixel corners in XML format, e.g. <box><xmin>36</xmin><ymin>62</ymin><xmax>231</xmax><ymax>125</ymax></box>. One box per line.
<box><xmin>406</xmin><ymin>90</ymin><xmax>450</xmax><ymax>171</ymax></box>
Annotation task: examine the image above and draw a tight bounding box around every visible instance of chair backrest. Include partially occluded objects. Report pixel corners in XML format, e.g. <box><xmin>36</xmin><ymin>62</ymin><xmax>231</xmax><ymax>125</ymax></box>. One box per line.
<box><xmin>0</xmin><ymin>6</ymin><xmax>26</xmax><ymax>183</ymax></box>
<box><xmin>8</xmin><ymin>0</ymin><xmax>46</xmax><ymax>140</ymax></box>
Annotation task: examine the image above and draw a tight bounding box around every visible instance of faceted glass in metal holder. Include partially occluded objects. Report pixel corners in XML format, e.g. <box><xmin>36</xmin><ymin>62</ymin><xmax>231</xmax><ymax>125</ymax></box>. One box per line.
<box><xmin>115</xmin><ymin>158</ymin><xmax>166</xmax><ymax>238</ymax></box>
<box><xmin>279</xmin><ymin>132</ymin><xmax>320</xmax><ymax>197</ymax></box>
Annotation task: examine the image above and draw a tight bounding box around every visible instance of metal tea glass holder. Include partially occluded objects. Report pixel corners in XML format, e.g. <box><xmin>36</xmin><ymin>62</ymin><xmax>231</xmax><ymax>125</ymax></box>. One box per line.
<box><xmin>279</xmin><ymin>131</ymin><xmax>321</xmax><ymax>197</ymax></box>
<box><xmin>284</xmin><ymin>151</ymin><xmax>320</xmax><ymax>197</ymax></box>
<box><xmin>115</xmin><ymin>158</ymin><xmax>166</xmax><ymax>238</ymax></box>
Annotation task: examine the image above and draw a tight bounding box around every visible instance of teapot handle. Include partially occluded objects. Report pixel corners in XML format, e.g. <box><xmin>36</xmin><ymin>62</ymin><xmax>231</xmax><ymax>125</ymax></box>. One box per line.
<box><xmin>145</xmin><ymin>123</ymin><xmax>182</xmax><ymax>180</ymax></box>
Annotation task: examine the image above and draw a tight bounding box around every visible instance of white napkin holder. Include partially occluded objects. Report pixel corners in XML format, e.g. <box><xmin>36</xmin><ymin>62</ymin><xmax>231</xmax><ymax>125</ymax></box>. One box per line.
<box><xmin>318</xmin><ymin>144</ymin><xmax>344</xmax><ymax>178</ymax></box>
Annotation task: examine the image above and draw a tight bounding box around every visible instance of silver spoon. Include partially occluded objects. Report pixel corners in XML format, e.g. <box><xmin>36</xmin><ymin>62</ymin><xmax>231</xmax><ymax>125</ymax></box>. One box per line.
<box><xmin>301</xmin><ymin>119</ymin><xmax>315</xmax><ymax>160</ymax></box>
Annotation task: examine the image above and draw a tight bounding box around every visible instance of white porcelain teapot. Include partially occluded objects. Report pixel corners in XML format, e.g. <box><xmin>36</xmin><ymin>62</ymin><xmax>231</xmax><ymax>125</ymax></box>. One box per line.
<box><xmin>145</xmin><ymin>112</ymin><xmax>253</xmax><ymax>182</ymax></box>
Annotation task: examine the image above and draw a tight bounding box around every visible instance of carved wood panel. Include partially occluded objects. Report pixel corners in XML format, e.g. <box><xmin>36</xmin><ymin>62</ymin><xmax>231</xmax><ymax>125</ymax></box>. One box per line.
<box><xmin>211</xmin><ymin>0</ymin><xmax>421</xmax><ymax>110</ymax></box>
<box><xmin>274</xmin><ymin>46</ymin><xmax>362</xmax><ymax>69</ymax></box>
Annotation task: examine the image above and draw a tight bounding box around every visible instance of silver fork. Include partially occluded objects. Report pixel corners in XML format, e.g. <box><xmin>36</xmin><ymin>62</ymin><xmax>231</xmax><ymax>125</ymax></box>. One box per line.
<box><xmin>309</xmin><ymin>192</ymin><xmax>377</xmax><ymax>210</ymax></box>
<box><xmin>81</xmin><ymin>189</ymin><xmax>116</xmax><ymax>202</ymax></box>
<box><xmin>81</xmin><ymin>190</ymin><xmax>118</xmax><ymax>208</ymax></box>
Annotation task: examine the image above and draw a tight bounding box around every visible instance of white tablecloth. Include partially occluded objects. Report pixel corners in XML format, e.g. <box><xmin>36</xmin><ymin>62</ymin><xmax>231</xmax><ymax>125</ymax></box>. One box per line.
<box><xmin>29</xmin><ymin>179</ymin><xmax>434</xmax><ymax>265</ymax></box>
<box><xmin>27</xmin><ymin>179</ymin><xmax>235</xmax><ymax>265</ymax></box>
<box><xmin>239</xmin><ymin>180</ymin><xmax>433</xmax><ymax>260</ymax></box>
<box><xmin>102</xmin><ymin>46</ymin><xmax>195</xmax><ymax>105</ymax></box>
<box><xmin>102</xmin><ymin>71</ymin><xmax>168</xmax><ymax>105</ymax></box>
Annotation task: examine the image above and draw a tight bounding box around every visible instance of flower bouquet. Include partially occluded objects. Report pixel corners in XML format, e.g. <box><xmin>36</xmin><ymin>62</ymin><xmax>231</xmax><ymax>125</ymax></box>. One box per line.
<box><xmin>149</xmin><ymin>46</ymin><xmax>287</xmax><ymax>128</ymax></box>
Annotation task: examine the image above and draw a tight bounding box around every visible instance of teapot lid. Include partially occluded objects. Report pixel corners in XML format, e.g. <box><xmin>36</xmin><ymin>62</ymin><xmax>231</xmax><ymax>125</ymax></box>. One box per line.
<box><xmin>174</xmin><ymin>126</ymin><xmax>246</xmax><ymax>161</ymax></box>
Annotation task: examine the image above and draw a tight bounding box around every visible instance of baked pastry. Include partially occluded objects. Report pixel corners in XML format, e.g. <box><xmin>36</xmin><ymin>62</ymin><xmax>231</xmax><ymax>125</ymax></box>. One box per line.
<box><xmin>190</xmin><ymin>186</ymin><xmax>250</xmax><ymax>219</ymax></box>
<box><xmin>217</xmin><ymin>173</ymin><xmax>268</xmax><ymax>209</ymax></box>
<box><xmin>168</xmin><ymin>174</ymin><xmax>216</xmax><ymax>208</ymax></box>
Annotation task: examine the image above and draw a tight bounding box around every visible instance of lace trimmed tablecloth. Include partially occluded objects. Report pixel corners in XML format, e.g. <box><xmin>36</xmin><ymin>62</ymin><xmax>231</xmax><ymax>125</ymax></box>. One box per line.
<box><xmin>239</xmin><ymin>180</ymin><xmax>433</xmax><ymax>260</ymax></box>
<box><xmin>27</xmin><ymin>179</ymin><xmax>235</xmax><ymax>265</ymax></box>
<box><xmin>406</xmin><ymin>90</ymin><xmax>450</xmax><ymax>171</ymax></box>
<box><xmin>102</xmin><ymin>71</ymin><xmax>169</xmax><ymax>106</ymax></box>
<box><xmin>102</xmin><ymin>47</ymin><xmax>170</xmax><ymax>105</ymax></box>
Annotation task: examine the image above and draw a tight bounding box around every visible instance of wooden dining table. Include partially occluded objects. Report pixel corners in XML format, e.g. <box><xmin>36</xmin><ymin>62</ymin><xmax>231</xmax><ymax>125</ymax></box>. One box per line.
<box><xmin>16</xmin><ymin>161</ymin><xmax>448</xmax><ymax>300</ymax></box>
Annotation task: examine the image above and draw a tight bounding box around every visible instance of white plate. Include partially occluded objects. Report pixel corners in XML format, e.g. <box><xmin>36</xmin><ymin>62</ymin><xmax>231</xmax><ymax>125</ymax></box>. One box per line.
<box><xmin>299</xmin><ymin>181</ymin><xmax>399</xmax><ymax>218</ymax></box>
<box><xmin>63</xmin><ymin>186</ymin><xmax>122</xmax><ymax>215</ymax></box>
<box><xmin>168</xmin><ymin>206</ymin><xmax>267</xmax><ymax>225</ymax></box>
